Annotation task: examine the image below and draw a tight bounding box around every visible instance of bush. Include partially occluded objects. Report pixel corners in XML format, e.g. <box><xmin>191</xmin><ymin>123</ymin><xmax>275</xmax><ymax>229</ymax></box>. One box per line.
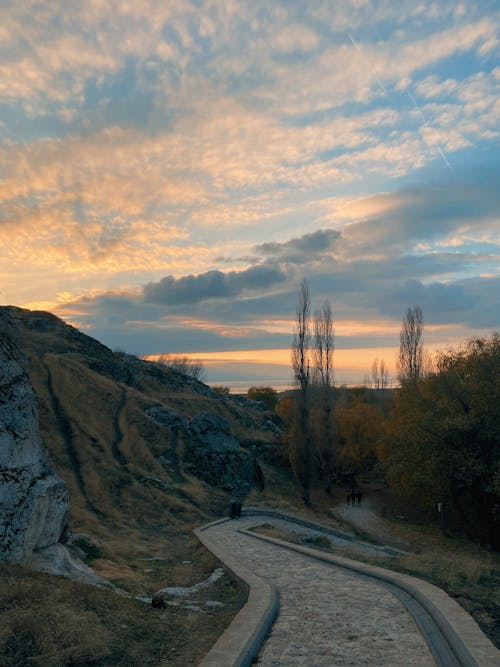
<box><xmin>247</xmin><ymin>386</ymin><xmax>278</xmax><ymax>410</ymax></box>
<box><xmin>155</xmin><ymin>354</ymin><xmax>205</xmax><ymax>381</ymax></box>
<box><xmin>212</xmin><ymin>385</ymin><xmax>230</xmax><ymax>395</ymax></box>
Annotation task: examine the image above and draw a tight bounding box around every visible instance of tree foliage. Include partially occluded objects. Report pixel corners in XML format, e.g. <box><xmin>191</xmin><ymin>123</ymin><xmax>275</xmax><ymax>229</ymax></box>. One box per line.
<box><xmin>381</xmin><ymin>333</ymin><xmax>500</xmax><ymax>548</ymax></box>
<box><xmin>335</xmin><ymin>389</ymin><xmax>384</xmax><ymax>475</ymax></box>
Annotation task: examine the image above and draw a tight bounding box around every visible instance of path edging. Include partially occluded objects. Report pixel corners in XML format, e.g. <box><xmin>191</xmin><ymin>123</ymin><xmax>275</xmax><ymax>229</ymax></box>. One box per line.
<box><xmin>243</xmin><ymin>506</ymin><xmax>404</xmax><ymax>555</ymax></box>
<box><xmin>194</xmin><ymin>518</ymin><xmax>279</xmax><ymax>667</ymax></box>
<box><xmin>240</xmin><ymin>522</ymin><xmax>499</xmax><ymax>667</ymax></box>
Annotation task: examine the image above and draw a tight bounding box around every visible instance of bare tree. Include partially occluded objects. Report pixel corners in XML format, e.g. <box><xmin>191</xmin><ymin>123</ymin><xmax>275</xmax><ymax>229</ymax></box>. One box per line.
<box><xmin>398</xmin><ymin>305</ymin><xmax>424</xmax><ymax>384</ymax></box>
<box><xmin>312</xmin><ymin>300</ymin><xmax>336</xmax><ymax>494</ymax></box>
<box><xmin>370</xmin><ymin>358</ymin><xmax>389</xmax><ymax>390</ymax></box>
<box><xmin>370</xmin><ymin>357</ymin><xmax>390</xmax><ymax>412</ymax></box>
<box><xmin>291</xmin><ymin>279</ymin><xmax>312</xmax><ymax>505</ymax></box>
<box><xmin>380</xmin><ymin>359</ymin><xmax>388</xmax><ymax>389</ymax></box>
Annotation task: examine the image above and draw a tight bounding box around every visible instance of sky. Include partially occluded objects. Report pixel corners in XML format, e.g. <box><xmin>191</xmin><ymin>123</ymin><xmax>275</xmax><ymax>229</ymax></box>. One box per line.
<box><xmin>1</xmin><ymin>1</ymin><xmax>499</xmax><ymax>389</ymax></box>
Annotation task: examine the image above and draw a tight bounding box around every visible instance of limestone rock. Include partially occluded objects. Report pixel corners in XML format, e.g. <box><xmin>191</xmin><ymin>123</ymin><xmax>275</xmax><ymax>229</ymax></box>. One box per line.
<box><xmin>30</xmin><ymin>543</ymin><xmax>109</xmax><ymax>586</ymax></box>
<box><xmin>0</xmin><ymin>320</ymin><xmax>107</xmax><ymax>585</ymax></box>
<box><xmin>0</xmin><ymin>329</ymin><xmax>69</xmax><ymax>564</ymax></box>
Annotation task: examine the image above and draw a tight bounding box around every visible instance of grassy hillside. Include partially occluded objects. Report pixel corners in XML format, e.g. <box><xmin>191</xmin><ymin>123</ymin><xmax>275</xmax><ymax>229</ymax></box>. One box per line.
<box><xmin>0</xmin><ymin>305</ymin><xmax>281</xmax><ymax>664</ymax></box>
<box><xmin>5</xmin><ymin>306</ymin><xmax>278</xmax><ymax>534</ymax></box>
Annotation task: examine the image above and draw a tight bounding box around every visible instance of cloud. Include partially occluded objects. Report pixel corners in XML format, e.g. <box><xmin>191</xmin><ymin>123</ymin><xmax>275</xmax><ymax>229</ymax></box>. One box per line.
<box><xmin>255</xmin><ymin>229</ymin><xmax>340</xmax><ymax>264</ymax></box>
<box><xmin>385</xmin><ymin>279</ymin><xmax>475</xmax><ymax>319</ymax></box>
<box><xmin>272</xmin><ymin>24</ymin><xmax>319</xmax><ymax>53</ymax></box>
<box><xmin>336</xmin><ymin>175</ymin><xmax>500</xmax><ymax>254</ymax></box>
<box><xmin>143</xmin><ymin>265</ymin><xmax>287</xmax><ymax>305</ymax></box>
<box><xmin>254</xmin><ymin>16</ymin><xmax>498</xmax><ymax>116</ymax></box>
<box><xmin>1</xmin><ymin>0</ymin><xmax>498</xmax><ymax>369</ymax></box>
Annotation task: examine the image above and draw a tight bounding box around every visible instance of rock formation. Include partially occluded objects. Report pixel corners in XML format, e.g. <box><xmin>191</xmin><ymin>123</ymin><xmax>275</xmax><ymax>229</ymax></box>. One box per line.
<box><xmin>0</xmin><ymin>315</ymin><xmax>105</xmax><ymax>585</ymax></box>
<box><xmin>185</xmin><ymin>411</ymin><xmax>264</xmax><ymax>495</ymax></box>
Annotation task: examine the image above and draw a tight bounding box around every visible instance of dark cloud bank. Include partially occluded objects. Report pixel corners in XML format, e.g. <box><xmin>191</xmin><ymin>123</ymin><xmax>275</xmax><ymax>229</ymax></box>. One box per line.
<box><xmin>143</xmin><ymin>265</ymin><xmax>287</xmax><ymax>305</ymax></box>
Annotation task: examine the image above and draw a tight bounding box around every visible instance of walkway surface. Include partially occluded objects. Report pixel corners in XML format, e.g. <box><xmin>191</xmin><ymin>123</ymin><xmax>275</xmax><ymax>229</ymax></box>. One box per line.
<box><xmin>203</xmin><ymin>517</ymin><xmax>436</xmax><ymax>666</ymax></box>
<box><xmin>331</xmin><ymin>494</ymin><xmax>406</xmax><ymax>549</ymax></box>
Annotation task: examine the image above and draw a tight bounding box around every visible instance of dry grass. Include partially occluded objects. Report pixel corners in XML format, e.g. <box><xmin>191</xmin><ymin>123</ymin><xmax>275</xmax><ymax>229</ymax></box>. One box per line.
<box><xmin>0</xmin><ymin>558</ymin><xmax>247</xmax><ymax>667</ymax></box>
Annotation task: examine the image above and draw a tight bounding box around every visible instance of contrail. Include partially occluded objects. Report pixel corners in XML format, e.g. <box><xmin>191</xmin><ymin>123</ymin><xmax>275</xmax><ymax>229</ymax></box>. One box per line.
<box><xmin>347</xmin><ymin>32</ymin><xmax>387</xmax><ymax>96</ymax></box>
<box><xmin>347</xmin><ymin>31</ymin><xmax>453</xmax><ymax>171</ymax></box>
<box><xmin>405</xmin><ymin>90</ymin><xmax>453</xmax><ymax>171</ymax></box>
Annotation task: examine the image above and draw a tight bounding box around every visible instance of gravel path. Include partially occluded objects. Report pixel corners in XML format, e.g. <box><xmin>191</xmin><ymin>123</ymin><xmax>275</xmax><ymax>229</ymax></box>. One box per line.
<box><xmin>204</xmin><ymin>517</ymin><xmax>436</xmax><ymax>666</ymax></box>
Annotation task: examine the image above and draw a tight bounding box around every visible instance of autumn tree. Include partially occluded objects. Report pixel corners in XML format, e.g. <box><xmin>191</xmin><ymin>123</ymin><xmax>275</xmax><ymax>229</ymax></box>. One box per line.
<box><xmin>382</xmin><ymin>333</ymin><xmax>500</xmax><ymax>548</ymax></box>
<box><xmin>276</xmin><ymin>394</ymin><xmax>294</xmax><ymax>425</ymax></box>
<box><xmin>312</xmin><ymin>300</ymin><xmax>336</xmax><ymax>494</ymax></box>
<box><xmin>336</xmin><ymin>389</ymin><xmax>384</xmax><ymax>477</ymax></box>
<box><xmin>290</xmin><ymin>279</ymin><xmax>312</xmax><ymax>504</ymax></box>
<box><xmin>398</xmin><ymin>305</ymin><xmax>424</xmax><ymax>384</ymax></box>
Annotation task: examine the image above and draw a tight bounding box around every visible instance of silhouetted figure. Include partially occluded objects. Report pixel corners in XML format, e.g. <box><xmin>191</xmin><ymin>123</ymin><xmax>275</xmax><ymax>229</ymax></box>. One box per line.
<box><xmin>356</xmin><ymin>491</ymin><xmax>362</xmax><ymax>506</ymax></box>
<box><xmin>229</xmin><ymin>501</ymin><xmax>241</xmax><ymax>518</ymax></box>
<box><xmin>346</xmin><ymin>493</ymin><xmax>350</xmax><ymax>506</ymax></box>
<box><xmin>350</xmin><ymin>490</ymin><xmax>356</xmax><ymax>506</ymax></box>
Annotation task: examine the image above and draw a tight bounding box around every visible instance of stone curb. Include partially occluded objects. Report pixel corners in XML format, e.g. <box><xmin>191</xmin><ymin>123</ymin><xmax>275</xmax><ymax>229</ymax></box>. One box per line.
<box><xmin>194</xmin><ymin>518</ymin><xmax>279</xmax><ymax>667</ymax></box>
<box><xmin>242</xmin><ymin>506</ymin><xmax>404</xmax><ymax>555</ymax></box>
<box><xmin>240</xmin><ymin>524</ymin><xmax>499</xmax><ymax>667</ymax></box>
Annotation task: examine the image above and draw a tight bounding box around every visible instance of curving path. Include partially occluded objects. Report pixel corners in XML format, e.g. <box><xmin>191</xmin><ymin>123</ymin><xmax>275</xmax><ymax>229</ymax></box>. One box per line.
<box><xmin>201</xmin><ymin>517</ymin><xmax>434</xmax><ymax>666</ymax></box>
<box><xmin>196</xmin><ymin>512</ymin><xmax>499</xmax><ymax>667</ymax></box>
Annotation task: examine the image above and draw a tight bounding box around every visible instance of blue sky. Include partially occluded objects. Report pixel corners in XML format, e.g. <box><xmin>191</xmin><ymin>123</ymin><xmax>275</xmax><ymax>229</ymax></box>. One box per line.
<box><xmin>1</xmin><ymin>1</ymin><xmax>499</xmax><ymax>387</ymax></box>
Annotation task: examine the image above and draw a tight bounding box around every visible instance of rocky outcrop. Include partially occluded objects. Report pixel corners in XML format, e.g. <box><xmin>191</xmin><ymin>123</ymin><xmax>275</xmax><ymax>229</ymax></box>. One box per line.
<box><xmin>185</xmin><ymin>411</ymin><xmax>264</xmax><ymax>495</ymax></box>
<box><xmin>0</xmin><ymin>319</ymin><xmax>105</xmax><ymax>585</ymax></box>
<box><xmin>145</xmin><ymin>405</ymin><xmax>188</xmax><ymax>430</ymax></box>
<box><xmin>189</xmin><ymin>411</ymin><xmax>240</xmax><ymax>453</ymax></box>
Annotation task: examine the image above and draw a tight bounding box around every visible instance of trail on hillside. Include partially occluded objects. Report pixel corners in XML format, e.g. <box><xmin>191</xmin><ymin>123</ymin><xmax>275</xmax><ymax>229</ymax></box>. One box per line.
<box><xmin>111</xmin><ymin>386</ymin><xmax>127</xmax><ymax>466</ymax></box>
<box><xmin>44</xmin><ymin>359</ymin><xmax>98</xmax><ymax>515</ymax></box>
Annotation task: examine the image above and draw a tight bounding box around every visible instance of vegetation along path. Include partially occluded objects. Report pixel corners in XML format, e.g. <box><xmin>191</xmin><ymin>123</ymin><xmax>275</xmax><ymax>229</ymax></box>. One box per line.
<box><xmin>201</xmin><ymin>517</ymin><xmax>436</xmax><ymax>666</ymax></box>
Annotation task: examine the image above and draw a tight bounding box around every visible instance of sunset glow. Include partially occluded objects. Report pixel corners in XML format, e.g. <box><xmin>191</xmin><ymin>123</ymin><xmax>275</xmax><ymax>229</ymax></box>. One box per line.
<box><xmin>1</xmin><ymin>2</ymin><xmax>498</xmax><ymax>387</ymax></box>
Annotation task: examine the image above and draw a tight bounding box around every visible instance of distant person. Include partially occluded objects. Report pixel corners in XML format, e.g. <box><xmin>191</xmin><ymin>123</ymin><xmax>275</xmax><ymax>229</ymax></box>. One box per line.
<box><xmin>346</xmin><ymin>493</ymin><xmax>351</xmax><ymax>506</ymax></box>
<box><xmin>350</xmin><ymin>490</ymin><xmax>356</xmax><ymax>506</ymax></box>
<box><xmin>356</xmin><ymin>491</ymin><xmax>362</xmax><ymax>506</ymax></box>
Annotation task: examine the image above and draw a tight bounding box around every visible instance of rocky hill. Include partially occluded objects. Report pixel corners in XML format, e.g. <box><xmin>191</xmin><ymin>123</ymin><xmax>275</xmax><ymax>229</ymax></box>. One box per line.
<box><xmin>0</xmin><ymin>306</ymin><xmax>282</xmax><ymax>579</ymax></box>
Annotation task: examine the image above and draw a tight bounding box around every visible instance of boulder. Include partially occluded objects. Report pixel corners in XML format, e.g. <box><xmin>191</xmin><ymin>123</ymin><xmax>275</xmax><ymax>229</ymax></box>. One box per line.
<box><xmin>30</xmin><ymin>543</ymin><xmax>109</xmax><ymax>586</ymax></box>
